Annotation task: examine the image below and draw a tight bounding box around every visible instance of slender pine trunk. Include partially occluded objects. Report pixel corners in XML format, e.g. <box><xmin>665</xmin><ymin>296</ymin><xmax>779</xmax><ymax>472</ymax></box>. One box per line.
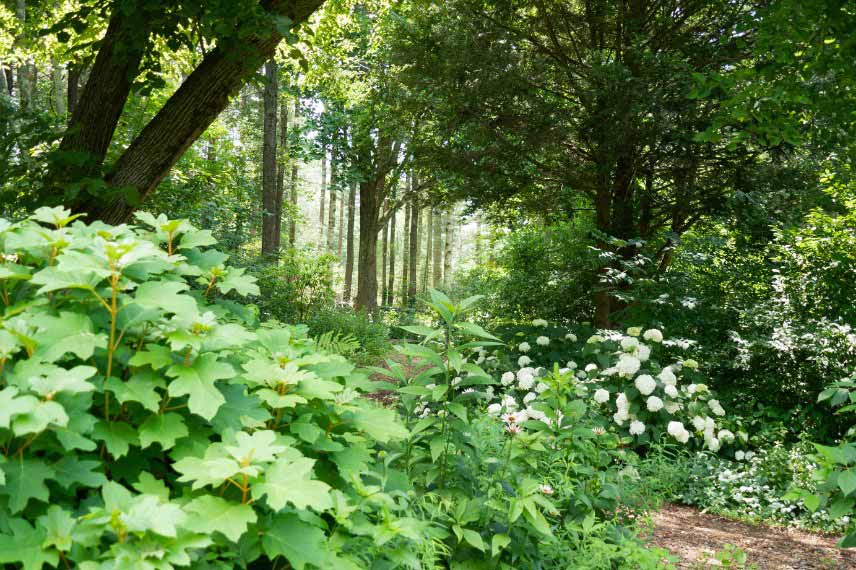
<box><xmin>319</xmin><ymin>149</ymin><xmax>326</xmax><ymax>243</ymax></box>
<box><xmin>276</xmin><ymin>93</ymin><xmax>289</xmax><ymax>249</ymax></box>
<box><xmin>407</xmin><ymin>194</ymin><xmax>419</xmax><ymax>307</ymax></box>
<box><xmin>432</xmin><ymin>207</ymin><xmax>443</xmax><ymax>288</ymax></box>
<box><xmin>443</xmin><ymin>207</ymin><xmax>453</xmax><ymax>289</ymax></box>
<box><xmin>260</xmin><ymin>59</ymin><xmax>279</xmax><ymax>258</ymax></box>
<box><xmin>380</xmin><ymin>217</ymin><xmax>388</xmax><ymax>307</ymax></box>
<box><xmin>387</xmin><ymin>206</ymin><xmax>396</xmax><ymax>306</ymax></box>
<box><xmin>327</xmin><ymin>142</ymin><xmax>337</xmax><ymax>251</ymax></box>
<box><xmin>343</xmin><ymin>180</ymin><xmax>356</xmax><ymax>302</ymax></box>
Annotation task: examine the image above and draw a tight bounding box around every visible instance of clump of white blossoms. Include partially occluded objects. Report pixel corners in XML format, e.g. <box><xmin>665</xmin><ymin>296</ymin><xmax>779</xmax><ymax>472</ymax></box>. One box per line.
<box><xmin>634</xmin><ymin>374</ymin><xmax>656</xmax><ymax>395</ymax></box>
<box><xmin>518</xmin><ymin>341</ymin><xmax>531</xmax><ymax>353</ymax></box>
<box><xmin>668</xmin><ymin>421</ymin><xmax>690</xmax><ymax>443</ymax></box>
<box><xmin>594</xmin><ymin>388</ymin><xmax>610</xmax><ymax>403</ymax></box>
<box><xmin>536</xmin><ymin>335</ymin><xmax>550</xmax><ymax>346</ymax></box>
<box><xmin>643</xmin><ymin>329</ymin><xmax>663</xmax><ymax>343</ymax></box>
<box><xmin>518</xmin><ymin>355</ymin><xmax>531</xmax><ymax>367</ymax></box>
<box><xmin>532</xmin><ymin>318</ymin><xmax>548</xmax><ymax>327</ymax></box>
<box><xmin>565</xmin><ymin>333</ymin><xmax>577</xmax><ymax>342</ymax></box>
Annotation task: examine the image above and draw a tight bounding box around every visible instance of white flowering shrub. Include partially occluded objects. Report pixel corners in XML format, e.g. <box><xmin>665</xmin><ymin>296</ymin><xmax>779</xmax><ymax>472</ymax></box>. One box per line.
<box><xmin>487</xmin><ymin>324</ymin><xmax>735</xmax><ymax>451</ymax></box>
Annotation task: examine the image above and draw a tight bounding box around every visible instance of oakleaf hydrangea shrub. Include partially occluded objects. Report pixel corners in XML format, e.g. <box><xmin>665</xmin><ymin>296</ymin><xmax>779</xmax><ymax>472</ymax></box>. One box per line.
<box><xmin>0</xmin><ymin>209</ymin><xmax>421</xmax><ymax>569</ymax></box>
<box><xmin>484</xmin><ymin>322</ymin><xmax>736</xmax><ymax>451</ymax></box>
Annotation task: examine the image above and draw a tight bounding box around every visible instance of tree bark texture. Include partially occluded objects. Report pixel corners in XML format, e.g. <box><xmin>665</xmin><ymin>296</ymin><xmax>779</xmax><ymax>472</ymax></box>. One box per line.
<box><xmin>319</xmin><ymin>149</ymin><xmax>327</xmax><ymax>236</ymax></box>
<box><xmin>327</xmin><ymin>144</ymin><xmax>337</xmax><ymax>251</ymax></box>
<box><xmin>432</xmin><ymin>207</ymin><xmax>442</xmax><ymax>288</ymax></box>
<box><xmin>443</xmin><ymin>207</ymin><xmax>453</xmax><ymax>289</ymax></box>
<box><xmin>386</xmin><ymin>206</ymin><xmax>396</xmax><ymax>306</ymax></box>
<box><xmin>343</xmin><ymin>180</ymin><xmax>356</xmax><ymax>302</ymax></box>
<box><xmin>276</xmin><ymin>94</ymin><xmax>289</xmax><ymax>248</ymax></box>
<box><xmin>421</xmin><ymin>207</ymin><xmax>433</xmax><ymax>293</ymax></box>
<box><xmin>380</xmin><ymin>218</ymin><xmax>388</xmax><ymax>306</ymax></box>
<box><xmin>407</xmin><ymin>196</ymin><xmax>419</xmax><ymax>307</ymax></box>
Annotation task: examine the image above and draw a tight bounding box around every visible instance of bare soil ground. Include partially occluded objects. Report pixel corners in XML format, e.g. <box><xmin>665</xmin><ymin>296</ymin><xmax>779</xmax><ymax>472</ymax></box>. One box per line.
<box><xmin>649</xmin><ymin>503</ymin><xmax>856</xmax><ymax>569</ymax></box>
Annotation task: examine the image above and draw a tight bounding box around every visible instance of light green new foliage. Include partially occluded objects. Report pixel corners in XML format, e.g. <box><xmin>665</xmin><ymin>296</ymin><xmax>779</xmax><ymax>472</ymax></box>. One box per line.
<box><xmin>0</xmin><ymin>208</ymin><xmax>422</xmax><ymax>570</ymax></box>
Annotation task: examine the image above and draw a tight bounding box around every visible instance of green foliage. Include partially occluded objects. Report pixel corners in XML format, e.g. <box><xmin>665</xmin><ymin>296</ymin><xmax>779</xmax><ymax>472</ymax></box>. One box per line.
<box><xmin>306</xmin><ymin>308</ymin><xmax>390</xmax><ymax>362</ymax></box>
<box><xmin>251</xmin><ymin>249</ymin><xmax>337</xmax><ymax>323</ymax></box>
<box><xmin>0</xmin><ymin>209</ymin><xmax>420</xmax><ymax>569</ymax></box>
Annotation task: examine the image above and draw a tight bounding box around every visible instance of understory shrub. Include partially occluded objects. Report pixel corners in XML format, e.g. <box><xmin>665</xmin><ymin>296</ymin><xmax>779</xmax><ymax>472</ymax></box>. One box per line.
<box><xmin>305</xmin><ymin>307</ymin><xmax>391</xmax><ymax>363</ymax></box>
<box><xmin>0</xmin><ymin>209</ymin><xmax>420</xmax><ymax>569</ymax></box>
<box><xmin>250</xmin><ymin>248</ymin><xmax>337</xmax><ymax>323</ymax></box>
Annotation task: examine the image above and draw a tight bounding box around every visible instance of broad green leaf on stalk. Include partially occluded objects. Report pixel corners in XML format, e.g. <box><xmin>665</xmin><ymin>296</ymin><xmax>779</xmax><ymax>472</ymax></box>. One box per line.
<box><xmin>448</xmin><ymin>402</ymin><xmax>468</xmax><ymax>422</ymax></box>
<box><xmin>257</xmin><ymin>389</ymin><xmax>307</xmax><ymax>409</ymax></box>
<box><xmin>0</xmin><ymin>518</ymin><xmax>58</xmax><ymax>570</ymax></box>
<box><xmin>135</xmin><ymin>280</ymin><xmax>198</xmax><ymax>319</ymax></box>
<box><xmin>12</xmin><ymin>400</ymin><xmax>69</xmax><ymax>435</ymax></box>
<box><xmin>398</xmin><ymin>325</ymin><xmax>442</xmax><ymax>341</ymax></box>
<box><xmin>253</xmin><ymin>454</ymin><xmax>332</xmax><ymax>511</ymax></box>
<box><xmin>129</xmin><ymin>344</ymin><xmax>174</xmax><ymax>370</ymax></box>
<box><xmin>123</xmin><ymin>494</ymin><xmax>186</xmax><ymax>537</ymax></box>
<box><xmin>242</xmin><ymin>357</ymin><xmax>300</xmax><ymax>387</ymax></box>
<box><xmin>839</xmin><ymin>531</ymin><xmax>856</xmax><ymax>548</ymax></box>
<box><xmin>225</xmin><ymin>430</ymin><xmax>287</xmax><ymax>464</ymax></box>
<box><xmin>295</xmin><ymin>377</ymin><xmax>343</xmax><ymax>400</ymax></box>
<box><xmin>332</xmin><ymin>444</ymin><xmax>373</xmax><ymax>479</ymax></box>
<box><xmin>302</xmin><ymin>356</ymin><xmax>354</xmax><ymax>379</ymax></box>
<box><xmin>92</xmin><ymin>421</ymin><xmax>139</xmax><ymax>458</ymax></box>
<box><xmin>185</xmin><ymin>496</ymin><xmax>257</xmax><ymax>541</ymax></box>
<box><xmin>218</xmin><ymin>267</ymin><xmax>260</xmax><ymax>296</ymax></box>
<box><xmin>211</xmin><ymin>384</ymin><xmax>271</xmax><ymax>433</ymax></box>
<box><xmin>178</xmin><ymin>229</ymin><xmax>217</xmax><ymax>250</ymax></box>
<box><xmin>174</xmin><ymin>453</ymin><xmax>241</xmax><ymax>490</ymax></box>
<box><xmin>133</xmin><ymin>472</ymin><xmax>171</xmax><ymax>501</ymax></box>
<box><xmin>829</xmin><ymin>496</ymin><xmax>855</xmax><ymax>519</ymax></box>
<box><xmin>430</xmin><ymin>436</ymin><xmax>446</xmax><ymax>463</ymax></box>
<box><xmin>0</xmin><ymin>263</ymin><xmax>32</xmax><ymax>282</ymax></box>
<box><xmin>447</xmin><ymin>349</ymin><xmax>463</xmax><ymax>372</ymax></box>
<box><xmin>52</xmin><ymin>456</ymin><xmax>107</xmax><ymax>489</ymax></box>
<box><xmin>291</xmin><ymin>421</ymin><xmax>322</xmax><ymax>443</ymax></box>
<box><xmin>263</xmin><ymin>513</ymin><xmax>328</xmax><ymax>570</ymax></box>
<box><xmin>139</xmin><ymin>413</ymin><xmax>188</xmax><ymax>450</ymax></box>
<box><xmin>30</xmin><ymin>266</ymin><xmax>104</xmax><ymax>295</ymax></box>
<box><xmin>32</xmin><ymin>206</ymin><xmax>82</xmax><ymax>228</ymax></box>
<box><xmin>838</xmin><ymin>470</ymin><xmax>856</xmax><ymax>496</ymax></box>
<box><xmin>454</xmin><ymin>322</ymin><xmax>501</xmax><ymax>341</ymax></box>
<box><xmin>105</xmin><ymin>371</ymin><xmax>165</xmax><ymax>412</ymax></box>
<box><xmin>457</xmin><ymin>295</ymin><xmax>484</xmax><ymax>312</ymax></box>
<box><xmin>166</xmin><ymin>354</ymin><xmax>234</xmax><ymax>420</ymax></box>
<box><xmin>0</xmin><ymin>386</ymin><xmax>37</xmax><ymax>428</ymax></box>
<box><xmin>203</xmin><ymin>323</ymin><xmax>257</xmax><ymax>351</ymax></box>
<box><xmin>397</xmin><ymin>343</ymin><xmax>444</xmax><ymax>367</ymax></box>
<box><xmin>1</xmin><ymin>459</ymin><xmax>52</xmax><ymax>513</ymax></box>
<box><xmin>31</xmin><ymin>312</ymin><xmax>107</xmax><ymax>362</ymax></box>
<box><xmin>28</xmin><ymin>365</ymin><xmax>97</xmax><ymax>395</ymax></box>
<box><xmin>815</xmin><ymin>443</ymin><xmax>856</xmax><ymax>465</ymax></box>
<box><xmin>348</xmin><ymin>404</ymin><xmax>409</xmax><ymax>442</ymax></box>
<box><xmin>38</xmin><ymin>506</ymin><xmax>76</xmax><ymax>552</ymax></box>
<box><xmin>462</xmin><ymin>529</ymin><xmax>485</xmax><ymax>552</ymax></box>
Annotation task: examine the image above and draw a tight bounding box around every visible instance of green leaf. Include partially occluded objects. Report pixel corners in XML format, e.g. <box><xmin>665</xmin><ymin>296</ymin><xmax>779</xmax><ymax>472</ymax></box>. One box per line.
<box><xmin>263</xmin><ymin>513</ymin><xmax>327</xmax><ymax>570</ymax></box>
<box><xmin>454</xmin><ymin>321</ymin><xmax>501</xmax><ymax>341</ymax></box>
<box><xmin>218</xmin><ymin>267</ymin><xmax>260</xmax><ymax>296</ymax></box>
<box><xmin>179</xmin><ymin>229</ymin><xmax>217</xmax><ymax>250</ymax></box>
<box><xmin>1</xmin><ymin>459</ymin><xmax>52</xmax><ymax>513</ymax></box>
<box><xmin>139</xmin><ymin>413</ymin><xmax>188</xmax><ymax>450</ymax></box>
<box><xmin>31</xmin><ymin>312</ymin><xmax>108</xmax><ymax>362</ymax></box>
<box><xmin>12</xmin><ymin>400</ymin><xmax>68</xmax><ymax>435</ymax></box>
<box><xmin>348</xmin><ymin>404</ymin><xmax>409</xmax><ymax>442</ymax></box>
<box><xmin>167</xmin><ymin>354</ymin><xmax>234</xmax><ymax>420</ymax></box>
<box><xmin>0</xmin><ymin>518</ymin><xmax>59</xmax><ymax>570</ymax></box>
<box><xmin>253</xmin><ymin>454</ymin><xmax>332</xmax><ymax>512</ymax></box>
<box><xmin>28</xmin><ymin>365</ymin><xmax>98</xmax><ymax>396</ymax></box>
<box><xmin>829</xmin><ymin>496</ymin><xmax>855</xmax><ymax>519</ymax></box>
<box><xmin>211</xmin><ymin>384</ymin><xmax>271</xmax><ymax>433</ymax></box>
<box><xmin>123</xmin><ymin>494</ymin><xmax>186</xmax><ymax>537</ymax></box>
<box><xmin>0</xmin><ymin>386</ymin><xmax>37</xmax><ymax>428</ymax></box>
<box><xmin>92</xmin><ymin>420</ymin><xmax>139</xmax><ymax>458</ymax></box>
<box><xmin>174</xmin><ymin>453</ymin><xmax>241</xmax><ymax>490</ymax></box>
<box><xmin>462</xmin><ymin>529</ymin><xmax>485</xmax><ymax>552</ymax></box>
<box><xmin>185</xmin><ymin>496</ymin><xmax>257</xmax><ymax>542</ymax></box>
<box><xmin>52</xmin><ymin>456</ymin><xmax>107</xmax><ymax>488</ymax></box>
<box><xmin>128</xmin><ymin>345</ymin><xmax>174</xmax><ymax>370</ymax></box>
<box><xmin>38</xmin><ymin>506</ymin><xmax>76</xmax><ymax>552</ymax></box>
<box><xmin>491</xmin><ymin>533</ymin><xmax>511</xmax><ymax>557</ymax></box>
<box><xmin>839</xmin><ymin>470</ymin><xmax>856</xmax><ymax>496</ymax></box>
<box><xmin>105</xmin><ymin>371</ymin><xmax>165</xmax><ymax>412</ymax></box>
<box><xmin>135</xmin><ymin>280</ymin><xmax>198</xmax><ymax>319</ymax></box>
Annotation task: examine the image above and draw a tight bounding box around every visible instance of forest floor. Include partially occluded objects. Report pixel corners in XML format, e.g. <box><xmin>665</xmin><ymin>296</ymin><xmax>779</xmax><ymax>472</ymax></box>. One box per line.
<box><xmin>648</xmin><ymin>503</ymin><xmax>856</xmax><ymax>569</ymax></box>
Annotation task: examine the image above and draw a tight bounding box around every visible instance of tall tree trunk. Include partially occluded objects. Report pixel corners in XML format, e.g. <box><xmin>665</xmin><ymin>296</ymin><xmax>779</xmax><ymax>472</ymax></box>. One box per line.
<box><xmin>289</xmin><ymin>162</ymin><xmax>298</xmax><ymax>246</ymax></box>
<box><xmin>432</xmin><ymin>207</ymin><xmax>442</xmax><ymax>288</ymax></box>
<box><xmin>422</xmin><ymin>207</ymin><xmax>433</xmax><ymax>293</ymax></box>
<box><xmin>276</xmin><ymin>92</ymin><xmax>289</xmax><ymax>249</ymax></box>
<box><xmin>66</xmin><ymin>64</ymin><xmax>80</xmax><ymax>117</ymax></box>
<box><xmin>260</xmin><ymin>59</ymin><xmax>279</xmax><ymax>258</ymax></box>
<box><xmin>443</xmin><ymin>207</ymin><xmax>453</xmax><ymax>289</ymax></box>
<box><xmin>401</xmin><ymin>199</ymin><xmax>410</xmax><ymax>304</ymax></box>
<box><xmin>407</xmin><ymin>195</ymin><xmax>419</xmax><ymax>307</ymax></box>
<box><xmin>355</xmin><ymin>178</ymin><xmax>383</xmax><ymax>311</ymax></box>
<box><xmin>380</xmin><ymin>218</ymin><xmax>388</xmax><ymax>306</ymax></box>
<box><xmin>51</xmin><ymin>59</ymin><xmax>65</xmax><ymax>115</ymax></box>
<box><xmin>343</xmin><ymin>180</ymin><xmax>356</xmax><ymax>302</ymax></box>
<box><xmin>0</xmin><ymin>63</ymin><xmax>7</xmax><ymax>100</ymax></box>
<box><xmin>387</xmin><ymin>206</ymin><xmax>396</xmax><ymax>306</ymax></box>
<box><xmin>3</xmin><ymin>65</ymin><xmax>13</xmax><ymax>96</ymax></box>
<box><xmin>327</xmin><ymin>143</ymin><xmax>337</xmax><ymax>251</ymax></box>
<box><xmin>337</xmin><ymin>177</ymin><xmax>344</xmax><ymax>257</ymax></box>
<box><xmin>73</xmin><ymin>0</ymin><xmax>325</xmax><ymax>223</ymax></box>
<box><xmin>319</xmin><ymin>149</ymin><xmax>326</xmax><ymax>238</ymax></box>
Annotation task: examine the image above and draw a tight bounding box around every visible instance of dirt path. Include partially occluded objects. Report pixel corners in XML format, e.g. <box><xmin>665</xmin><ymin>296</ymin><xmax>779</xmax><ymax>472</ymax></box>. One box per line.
<box><xmin>648</xmin><ymin>504</ymin><xmax>856</xmax><ymax>569</ymax></box>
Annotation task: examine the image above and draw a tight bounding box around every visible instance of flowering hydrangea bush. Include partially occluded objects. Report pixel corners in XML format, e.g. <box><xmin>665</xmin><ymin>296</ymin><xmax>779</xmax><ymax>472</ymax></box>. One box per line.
<box><xmin>484</xmin><ymin>323</ymin><xmax>735</xmax><ymax>451</ymax></box>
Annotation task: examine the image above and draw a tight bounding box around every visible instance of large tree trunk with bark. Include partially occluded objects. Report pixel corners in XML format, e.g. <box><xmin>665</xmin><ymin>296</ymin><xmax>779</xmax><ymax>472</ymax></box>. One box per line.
<box><xmin>380</xmin><ymin>218</ymin><xmax>388</xmax><ymax>306</ymax></box>
<box><xmin>354</xmin><ymin>178</ymin><xmax>384</xmax><ymax>311</ymax></box>
<box><xmin>51</xmin><ymin>60</ymin><xmax>65</xmax><ymax>116</ymax></box>
<box><xmin>443</xmin><ymin>207</ymin><xmax>453</xmax><ymax>289</ymax></box>
<box><xmin>337</xmin><ymin>178</ymin><xmax>344</xmax><ymax>257</ymax></box>
<box><xmin>343</xmin><ymin>180</ymin><xmax>356</xmax><ymax>302</ymax></box>
<box><xmin>289</xmin><ymin>161</ymin><xmax>298</xmax><ymax>246</ymax></box>
<box><xmin>327</xmin><ymin>143</ymin><xmax>338</xmax><ymax>251</ymax></box>
<box><xmin>421</xmin><ymin>207</ymin><xmax>433</xmax><ymax>293</ymax></box>
<box><xmin>401</xmin><ymin>198</ymin><xmax>410</xmax><ymax>304</ymax></box>
<box><xmin>72</xmin><ymin>0</ymin><xmax>325</xmax><ymax>224</ymax></box>
<box><xmin>66</xmin><ymin>65</ymin><xmax>81</xmax><ymax>117</ymax></box>
<box><xmin>261</xmin><ymin>59</ymin><xmax>279</xmax><ymax>257</ymax></box>
<box><xmin>319</xmin><ymin>149</ymin><xmax>327</xmax><ymax>238</ymax></box>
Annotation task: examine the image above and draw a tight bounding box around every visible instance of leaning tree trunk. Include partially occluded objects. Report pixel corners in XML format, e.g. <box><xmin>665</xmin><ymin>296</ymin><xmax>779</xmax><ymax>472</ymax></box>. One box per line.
<box><xmin>289</xmin><ymin>162</ymin><xmax>298</xmax><ymax>246</ymax></box>
<box><xmin>260</xmin><ymin>59</ymin><xmax>279</xmax><ymax>258</ymax></box>
<box><xmin>319</xmin><ymin>149</ymin><xmax>327</xmax><ymax>239</ymax></box>
<box><xmin>387</xmin><ymin>206</ymin><xmax>396</xmax><ymax>306</ymax></box>
<box><xmin>343</xmin><ymin>180</ymin><xmax>356</xmax><ymax>302</ymax></box>
<box><xmin>73</xmin><ymin>0</ymin><xmax>326</xmax><ymax>224</ymax></box>
<box><xmin>337</xmin><ymin>178</ymin><xmax>344</xmax><ymax>257</ymax></box>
